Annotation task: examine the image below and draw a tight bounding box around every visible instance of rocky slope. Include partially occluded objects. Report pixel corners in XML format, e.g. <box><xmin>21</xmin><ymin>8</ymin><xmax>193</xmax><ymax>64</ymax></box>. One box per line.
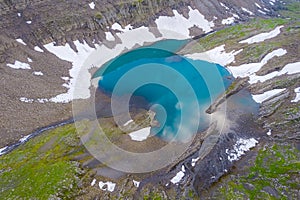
<box><xmin>0</xmin><ymin>0</ymin><xmax>299</xmax><ymax>199</ymax></box>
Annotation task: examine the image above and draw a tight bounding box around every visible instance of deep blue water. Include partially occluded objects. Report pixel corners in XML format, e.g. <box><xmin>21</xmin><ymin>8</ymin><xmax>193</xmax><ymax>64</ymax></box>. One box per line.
<box><xmin>94</xmin><ymin>40</ymin><xmax>233</xmax><ymax>141</ymax></box>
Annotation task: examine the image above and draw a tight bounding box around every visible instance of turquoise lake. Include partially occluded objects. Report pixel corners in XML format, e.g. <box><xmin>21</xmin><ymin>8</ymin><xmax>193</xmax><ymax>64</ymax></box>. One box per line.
<box><xmin>94</xmin><ymin>40</ymin><xmax>234</xmax><ymax>141</ymax></box>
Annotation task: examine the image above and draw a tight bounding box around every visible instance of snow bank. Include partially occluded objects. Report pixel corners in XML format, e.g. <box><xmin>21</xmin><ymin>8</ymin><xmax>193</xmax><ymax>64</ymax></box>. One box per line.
<box><xmin>191</xmin><ymin>157</ymin><xmax>200</xmax><ymax>167</ymax></box>
<box><xmin>16</xmin><ymin>38</ymin><xmax>26</xmax><ymax>45</ymax></box>
<box><xmin>222</xmin><ymin>17</ymin><xmax>235</xmax><ymax>25</ymax></box>
<box><xmin>129</xmin><ymin>127</ymin><xmax>151</xmax><ymax>141</ymax></box>
<box><xmin>185</xmin><ymin>44</ymin><xmax>243</xmax><ymax>66</ymax></box>
<box><xmin>229</xmin><ymin>48</ymin><xmax>287</xmax><ymax>78</ymax></box>
<box><xmin>252</xmin><ymin>88</ymin><xmax>286</xmax><ymax>103</ymax></box>
<box><xmin>291</xmin><ymin>87</ymin><xmax>300</xmax><ymax>103</ymax></box>
<box><xmin>89</xmin><ymin>2</ymin><xmax>95</xmax><ymax>9</ymax></box>
<box><xmin>7</xmin><ymin>61</ymin><xmax>31</xmax><ymax>69</ymax></box>
<box><xmin>99</xmin><ymin>181</ymin><xmax>116</xmax><ymax>192</ymax></box>
<box><xmin>155</xmin><ymin>6</ymin><xmax>214</xmax><ymax>39</ymax></box>
<box><xmin>249</xmin><ymin>61</ymin><xmax>300</xmax><ymax>84</ymax></box>
<box><xmin>242</xmin><ymin>7</ymin><xmax>254</xmax><ymax>15</ymax></box>
<box><xmin>170</xmin><ymin>165</ymin><xmax>185</xmax><ymax>184</ymax></box>
<box><xmin>239</xmin><ymin>26</ymin><xmax>283</xmax><ymax>44</ymax></box>
<box><xmin>123</xmin><ymin>119</ymin><xmax>134</xmax><ymax>126</ymax></box>
<box><xmin>133</xmin><ymin>180</ymin><xmax>140</xmax><ymax>188</ymax></box>
<box><xmin>33</xmin><ymin>71</ymin><xmax>43</xmax><ymax>76</ymax></box>
<box><xmin>226</xmin><ymin>138</ymin><xmax>258</xmax><ymax>162</ymax></box>
<box><xmin>34</xmin><ymin>46</ymin><xmax>44</xmax><ymax>52</ymax></box>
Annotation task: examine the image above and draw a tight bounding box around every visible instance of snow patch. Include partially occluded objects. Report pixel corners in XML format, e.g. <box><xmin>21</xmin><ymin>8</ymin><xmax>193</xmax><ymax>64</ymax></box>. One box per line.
<box><xmin>220</xmin><ymin>2</ymin><xmax>229</xmax><ymax>10</ymax></box>
<box><xmin>267</xmin><ymin>129</ymin><xmax>272</xmax><ymax>136</ymax></box>
<box><xmin>26</xmin><ymin>21</ymin><xmax>32</xmax><ymax>24</ymax></box>
<box><xmin>191</xmin><ymin>157</ymin><xmax>200</xmax><ymax>167</ymax></box>
<box><xmin>33</xmin><ymin>71</ymin><xmax>43</xmax><ymax>76</ymax></box>
<box><xmin>229</xmin><ymin>48</ymin><xmax>287</xmax><ymax>78</ymax></box>
<box><xmin>0</xmin><ymin>146</ymin><xmax>8</xmax><ymax>156</ymax></box>
<box><xmin>133</xmin><ymin>180</ymin><xmax>140</xmax><ymax>188</ymax></box>
<box><xmin>105</xmin><ymin>32</ymin><xmax>115</xmax><ymax>41</ymax></box>
<box><xmin>7</xmin><ymin>61</ymin><xmax>31</xmax><ymax>69</ymax></box>
<box><xmin>249</xmin><ymin>61</ymin><xmax>300</xmax><ymax>84</ymax></box>
<box><xmin>222</xmin><ymin>17</ymin><xmax>235</xmax><ymax>25</ymax></box>
<box><xmin>123</xmin><ymin>119</ymin><xmax>134</xmax><ymax>126</ymax></box>
<box><xmin>239</xmin><ymin>26</ymin><xmax>283</xmax><ymax>44</ymax></box>
<box><xmin>17</xmin><ymin>13</ymin><xmax>21</xmax><ymax>17</ymax></box>
<box><xmin>170</xmin><ymin>165</ymin><xmax>185</xmax><ymax>184</ymax></box>
<box><xmin>155</xmin><ymin>6</ymin><xmax>214</xmax><ymax>39</ymax></box>
<box><xmin>99</xmin><ymin>181</ymin><xmax>116</xmax><ymax>192</ymax></box>
<box><xmin>291</xmin><ymin>87</ymin><xmax>300</xmax><ymax>103</ymax></box>
<box><xmin>19</xmin><ymin>134</ymin><xmax>31</xmax><ymax>143</ymax></box>
<box><xmin>185</xmin><ymin>45</ymin><xmax>243</xmax><ymax>66</ymax></box>
<box><xmin>27</xmin><ymin>58</ymin><xmax>33</xmax><ymax>62</ymax></box>
<box><xmin>34</xmin><ymin>46</ymin><xmax>44</xmax><ymax>52</ymax></box>
<box><xmin>20</xmin><ymin>97</ymin><xmax>34</xmax><ymax>103</ymax></box>
<box><xmin>242</xmin><ymin>7</ymin><xmax>254</xmax><ymax>15</ymax></box>
<box><xmin>16</xmin><ymin>38</ymin><xmax>26</xmax><ymax>45</ymax></box>
<box><xmin>129</xmin><ymin>127</ymin><xmax>151</xmax><ymax>141</ymax></box>
<box><xmin>89</xmin><ymin>2</ymin><xmax>95</xmax><ymax>9</ymax></box>
<box><xmin>91</xmin><ymin>179</ymin><xmax>96</xmax><ymax>186</ymax></box>
<box><xmin>252</xmin><ymin>88</ymin><xmax>286</xmax><ymax>103</ymax></box>
<box><xmin>255</xmin><ymin>3</ymin><xmax>262</xmax><ymax>9</ymax></box>
<box><xmin>226</xmin><ymin>138</ymin><xmax>258</xmax><ymax>162</ymax></box>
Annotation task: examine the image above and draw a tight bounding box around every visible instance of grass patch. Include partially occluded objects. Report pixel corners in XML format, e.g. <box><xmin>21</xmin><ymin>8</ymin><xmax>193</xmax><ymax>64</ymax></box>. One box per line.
<box><xmin>193</xmin><ymin>18</ymin><xmax>287</xmax><ymax>52</ymax></box>
<box><xmin>218</xmin><ymin>144</ymin><xmax>300</xmax><ymax>200</ymax></box>
<box><xmin>0</xmin><ymin>124</ymin><xmax>84</xmax><ymax>199</ymax></box>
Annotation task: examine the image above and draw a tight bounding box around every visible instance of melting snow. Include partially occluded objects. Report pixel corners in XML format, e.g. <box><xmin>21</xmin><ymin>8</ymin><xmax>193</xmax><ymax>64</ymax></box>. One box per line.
<box><xmin>27</xmin><ymin>58</ymin><xmax>33</xmax><ymax>62</ymax></box>
<box><xmin>239</xmin><ymin>26</ymin><xmax>283</xmax><ymax>44</ymax></box>
<box><xmin>220</xmin><ymin>2</ymin><xmax>229</xmax><ymax>10</ymax></box>
<box><xmin>267</xmin><ymin>129</ymin><xmax>272</xmax><ymax>136</ymax></box>
<box><xmin>91</xmin><ymin>179</ymin><xmax>96</xmax><ymax>186</ymax></box>
<box><xmin>16</xmin><ymin>38</ymin><xmax>26</xmax><ymax>45</ymax></box>
<box><xmin>191</xmin><ymin>157</ymin><xmax>200</xmax><ymax>167</ymax></box>
<box><xmin>20</xmin><ymin>97</ymin><xmax>34</xmax><ymax>103</ymax></box>
<box><xmin>129</xmin><ymin>127</ymin><xmax>151</xmax><ymax>141</ymax></box>
<box><xmin>26</xmin><ymin>21</ymin><xmax>32</xmax><ymax>24</ymax></box>
<box><xmin>155</xmin><ymin>6</ymin><xmax>214</xmax><ymax>39</ymax></box>
<box><xmin>99</xmin><ymin>181</ymin><xmax>116</xmax><ymax>192</ymax></box>
<box><xmin>133</xmin><ymin>180</ymin><xmax>140</xmax><ymax>187</ymax></box>
<box><xmin>242</xmin><ymin>7</ymin><xmax>254</xmax><ymax>15</ymax></box>
<box><xmin>33</xmin><ymin>71</ymin><xmax>43</xmax><ymax>76</ymax></box>
<box><xmin>0</xmin><ymin>146</ymin><xmax>8</xmax><ymax>156</ymax></box>
<box><xmin>229</xmin><ymin>48</ymin><xmax>287</xmax><ymax>78</ymax></box>
<box><xmin>249</xmin><ymin>61</ymin><xmax>300</xmax><ymax>84</ymax></box>
<box><xmin>252</xmin><ymin>88</ymin><xmax>286</xmax><ymax>103</ymax></box>
<box><xmin>222</xmin><ymin>17</ymin><xmax>235</xmax><ymax>25</ymax></box>
<box><xmin>255</xmin><ymin>3</ymin><xmax>262</xmax><ymax>9</ymax></box>
<box><xmin>105</xmin><ymin>32</ymin><xmax>115</xmax><ymax>41</ymax></box>
<box><xmin>34</xmin><ymin>46</ymin><xmax>44</xmax><ymax>52</ymax></box>
<box><xmin>291</xmin><ymin>87</ymin><xmax>300</xmax><ymax>103</ymax></box>
<box><xmin>226</xmin><ymin>138</ymin><xmax>258</xmax><ymax>162</ymax></box>
<box><xmin>7</xmin><ymin>61</ymin><xmax>31</xmax><ymax>69</ymax></box>
<box><xmin>185</xmin><ymin>44</ymin><xmax>243</xmax><ymax>66</ymax></box>
<box><xmin>17</xmin><ymin>13</ymin><xmax>21</xmax><ymax>17</ymax></box>
<box><xmin>89</xmin><ymin>2</ymin><xmax>95</xmax><ymax>9</ymax></box>
<box><xmin>170</xmin><ymin>165</ymin><xmax>185</xmax><ymax>184</ymax></box>
<box><xmin>123</xmin><ymin>119</ymin><xmax>134</xmax><ymax>126</ymax></box>
<box><xmin>19</xmin><ymin>134</ymin><xmax>31</xmax><ymax>143</ymax></box>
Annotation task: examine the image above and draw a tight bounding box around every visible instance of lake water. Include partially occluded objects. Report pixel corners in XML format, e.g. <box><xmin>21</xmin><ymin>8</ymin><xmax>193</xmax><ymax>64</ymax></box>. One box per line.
<box><xmin>94</xmin><ymin>39</ymin><xmax>234</xmax><ymax>142</ymax></box>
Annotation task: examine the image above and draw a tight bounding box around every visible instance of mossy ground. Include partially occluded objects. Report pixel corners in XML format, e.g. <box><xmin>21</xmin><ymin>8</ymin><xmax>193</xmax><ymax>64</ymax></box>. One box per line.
<box><xmin>215</xmin><ymin>143</ymin><xmax>300</xmax><ymax>200</ymax></box>
<box><xmin>0</xmin><ymin>124</ymin><xmax>84</xmax><ymax>199</ymax></box>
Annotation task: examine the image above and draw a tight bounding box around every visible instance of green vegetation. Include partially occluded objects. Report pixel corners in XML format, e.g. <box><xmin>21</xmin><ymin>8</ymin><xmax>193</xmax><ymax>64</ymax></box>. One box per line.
<box><xmin>280</xmin><ymin>0</ymin><xmax>300</xmax><ymax>20</ymax></box>
<box><xmin>0</xmin><ymin>124</ymin><xmax>84</xmax><ymax>199</ymax></box>
<box><xmin>217</xmin><ymin>144</ymin><xmax>300</xmax><ymax>200</ymax></box>
<box><xmin>95</xmin><ymin>12</ymin><xmax>103</xmax><ymax>20</ymax></box>
<box><xmin>193</xmin><ymin>18</ymin><xmax>287</xmax><ymax>52</ymax></box>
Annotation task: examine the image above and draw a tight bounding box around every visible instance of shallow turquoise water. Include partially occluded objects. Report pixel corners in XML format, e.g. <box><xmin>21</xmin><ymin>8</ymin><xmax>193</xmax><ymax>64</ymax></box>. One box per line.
<box><xmin>94</xmin><ymin>40</ymin><xmax>233</xmax><ymax>141</ymax></box>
